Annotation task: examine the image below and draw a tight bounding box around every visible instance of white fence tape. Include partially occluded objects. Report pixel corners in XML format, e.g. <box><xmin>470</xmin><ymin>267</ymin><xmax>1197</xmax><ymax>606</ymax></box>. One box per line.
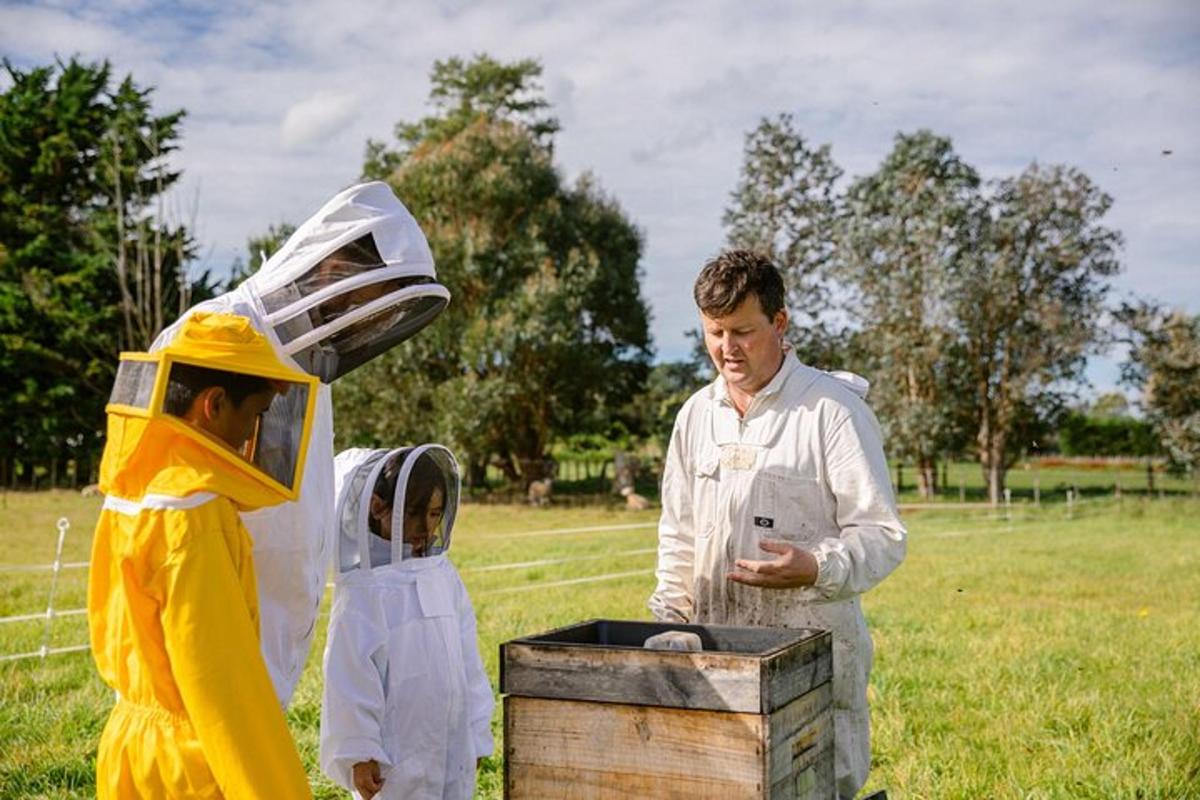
<box><xmin>0</xmin><ymin>562</ymin><xmax>89</xmax><ymax>573</ymax></box>
<box><xmin>0</xmin><ymin>643</ymin><xmax>90</xmax><ymax>663</ymax></box>
<box><xmin>0</xmin><ymin>607</ymin><xmax>86</xmax><ymax>625</ymax></box>
<box><xmin>478</xmin><ymin>569</ymin><xmax>653</xmax><ymax>596</ymax></box>
<box><xmin>460</xmin><ymin>547</ymin><xmax>657</xmax><ymax>574</ymax></box>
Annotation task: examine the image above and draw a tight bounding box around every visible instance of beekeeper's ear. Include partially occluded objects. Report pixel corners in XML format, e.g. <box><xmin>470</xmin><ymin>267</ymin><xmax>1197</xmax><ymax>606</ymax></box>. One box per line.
<box><xmin>196</xmin><ymin>386</ymin><xmax>227</xmax><ymax>424</ymax></box>
<box><xmin>772</xmin><ymin>308</ymin><xmax>788</xmax><ymax>341</ymax></box>
<box><xmin>369</xmin><ymin>493</ymin><xmax>388</xmax><ymax>520</ymax></box>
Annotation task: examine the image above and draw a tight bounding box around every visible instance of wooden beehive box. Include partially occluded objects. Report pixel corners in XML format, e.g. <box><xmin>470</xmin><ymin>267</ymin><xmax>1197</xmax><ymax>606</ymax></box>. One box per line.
<box><xmin>500</xmin><ymin>619</ymin><xmax>834</xmax><ymax>800</ymax></box>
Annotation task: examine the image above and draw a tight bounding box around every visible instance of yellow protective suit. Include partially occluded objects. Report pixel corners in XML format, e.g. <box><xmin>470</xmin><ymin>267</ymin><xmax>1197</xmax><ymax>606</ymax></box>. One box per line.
<box><xmin>88</xmin><ymin>313</ymin><xmax>313</xmax><ymax>799</ymax></box>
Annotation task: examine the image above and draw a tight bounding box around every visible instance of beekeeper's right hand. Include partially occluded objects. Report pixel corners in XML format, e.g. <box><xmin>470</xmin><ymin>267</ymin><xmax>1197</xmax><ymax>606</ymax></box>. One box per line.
<box><xmin>352</xmin><ymin>760</ymin><xmax>384</xmax><ymax>799</ymax></box>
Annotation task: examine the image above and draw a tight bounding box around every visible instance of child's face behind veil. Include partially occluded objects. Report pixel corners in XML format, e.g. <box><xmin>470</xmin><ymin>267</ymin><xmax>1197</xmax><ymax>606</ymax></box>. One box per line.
<box><xmin>403</xmin><ymin>487</ymin><xmax>445</xmax><ymax>557</ymax></box>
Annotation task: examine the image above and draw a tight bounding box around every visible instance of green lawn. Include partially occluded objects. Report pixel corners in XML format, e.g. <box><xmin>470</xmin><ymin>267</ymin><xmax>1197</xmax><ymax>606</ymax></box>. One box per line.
<box><xmin>1</xmin><ymin>489</ymin><xmax>1197</xmax><ymax>798</ymax></box>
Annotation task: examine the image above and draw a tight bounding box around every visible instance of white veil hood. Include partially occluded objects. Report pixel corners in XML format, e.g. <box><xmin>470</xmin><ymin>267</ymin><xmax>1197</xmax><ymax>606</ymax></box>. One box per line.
<box><xmin>249</xmin><ymin>181</ymin><xmax>449</xmax><ymax>383</ymax></box>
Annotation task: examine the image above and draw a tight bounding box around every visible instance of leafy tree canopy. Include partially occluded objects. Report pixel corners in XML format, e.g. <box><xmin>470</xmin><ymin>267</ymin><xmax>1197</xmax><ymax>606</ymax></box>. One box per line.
<box><xmin>340</xmin><ymin>54</ymin><xmax>652</xmax><ymax>487</ymax></box>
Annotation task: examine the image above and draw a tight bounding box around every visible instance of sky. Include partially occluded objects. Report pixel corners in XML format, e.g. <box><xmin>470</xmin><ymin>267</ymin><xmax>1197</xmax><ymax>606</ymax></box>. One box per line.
<box><xmin>3</xmin><ymin>0</ymin><xmax>1198</xmax><ymax>399</ymax></box>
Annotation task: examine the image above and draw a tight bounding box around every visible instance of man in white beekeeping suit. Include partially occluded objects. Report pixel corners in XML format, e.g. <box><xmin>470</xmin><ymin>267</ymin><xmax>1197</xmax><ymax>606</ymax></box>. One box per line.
<box><xmin>153</xmin><ymin>181</ymin><xmax>449</xmax><ymax>705</ymax></box>
<box><xmin>648</xmin><ymin>249</ymin><xmax>906</xmax><ymax>800</ymax></box>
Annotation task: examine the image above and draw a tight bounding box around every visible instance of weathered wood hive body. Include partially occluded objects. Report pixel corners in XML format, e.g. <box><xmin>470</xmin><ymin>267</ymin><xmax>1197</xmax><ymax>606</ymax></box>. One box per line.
<box><xmin>500</xmin><ymin>619</ymin><xmax>834</xmax><ymax>799</ymax></box>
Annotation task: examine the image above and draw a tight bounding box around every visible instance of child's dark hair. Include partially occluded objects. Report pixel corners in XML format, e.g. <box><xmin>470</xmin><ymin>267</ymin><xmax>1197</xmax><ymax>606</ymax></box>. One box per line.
<box><xmin>369</xmin><ymin>450</ymin><xmax>447</xmax><ymax>536</ymax></box>
<box><xmin>163</xmin><ymin>363</ymin><xmax>273</xmax><ymax>417</ymax></box>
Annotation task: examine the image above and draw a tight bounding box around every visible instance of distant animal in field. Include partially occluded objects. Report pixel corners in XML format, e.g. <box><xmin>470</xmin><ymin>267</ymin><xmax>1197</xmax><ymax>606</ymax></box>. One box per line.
<box><xmin>80</xmin><ymin>484</ymin><xmax>102</xmax><ymax>498</ymax></box>
<box><xmin>620</xmin><ymin>485</ymin><xmax>651</xmax><ymax>511</ymax></box>
<box><xmin>527</xmin><ymin>478</ymin><xmax>553</xmax><ymax>507</ymax></box>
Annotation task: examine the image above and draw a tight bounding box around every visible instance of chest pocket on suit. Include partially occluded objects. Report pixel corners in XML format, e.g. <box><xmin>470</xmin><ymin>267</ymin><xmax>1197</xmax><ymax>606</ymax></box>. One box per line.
<box><xmin>416</xmin><ymin>575</ymin><xmax>455</xmax><ymax>618</ymax></box>
<box><xmin>692</xmin><ymin>456</ymin><xmax>720</xmax><ymax>538</ymax></box>
<box><xmin>749</xmin><ymin>469</ymin><xmax>825</xmax><ymax>543</ymax></box>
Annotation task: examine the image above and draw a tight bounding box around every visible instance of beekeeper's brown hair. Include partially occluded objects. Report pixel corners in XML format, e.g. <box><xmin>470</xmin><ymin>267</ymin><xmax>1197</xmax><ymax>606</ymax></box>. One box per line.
<box><xmin>693</xmin><ymin>250</ymin><xmax>785</xmax><ymax>319</ymax></box>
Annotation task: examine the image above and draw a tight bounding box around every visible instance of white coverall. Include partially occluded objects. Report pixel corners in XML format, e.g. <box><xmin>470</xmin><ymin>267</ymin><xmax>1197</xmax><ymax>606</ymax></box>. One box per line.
<box><xmin>649</xmin><ymin>351</ymin><xmax>906</xmax><ymax>800</ymax></box>
<box><xmin>321</xmin><ymin>451</ymin><xmax>494</xmax><ymax>800</ymax></box>
<box><xmin>153</xmin><ymin>182</ymin><xmax>446</xmax><ymax>705</ymax></box>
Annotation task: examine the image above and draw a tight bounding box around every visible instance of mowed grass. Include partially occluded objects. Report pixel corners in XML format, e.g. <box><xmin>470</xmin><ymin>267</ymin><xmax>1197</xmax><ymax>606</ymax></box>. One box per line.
<box><xmin>1</xmin><ymin>490</ymin><xmax>1198</xmax><ymax>798</ymax></box>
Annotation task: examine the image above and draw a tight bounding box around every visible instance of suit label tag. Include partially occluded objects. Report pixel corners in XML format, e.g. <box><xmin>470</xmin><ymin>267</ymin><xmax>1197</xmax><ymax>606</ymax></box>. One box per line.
<box><xmin>719</xmin><ymin>444</ymin><xmax>757</xmax><ymax>470</ymax></box>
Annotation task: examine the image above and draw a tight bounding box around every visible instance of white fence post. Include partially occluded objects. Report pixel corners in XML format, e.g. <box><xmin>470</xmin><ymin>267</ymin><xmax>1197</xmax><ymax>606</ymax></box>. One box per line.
<box><xmin>39</xmin><ymin>517</ymin><xmax>70</xmax><ymax>661</ymax></box>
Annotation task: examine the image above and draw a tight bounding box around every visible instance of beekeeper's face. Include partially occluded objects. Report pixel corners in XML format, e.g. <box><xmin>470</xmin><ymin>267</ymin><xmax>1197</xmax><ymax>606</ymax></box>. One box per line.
<box><xmin>700</xmin><ymin>294</ymin><xmax>787</xmax><ymax>396</ymax></box>
<box><xmin>309</xmin><ymin>253</ymin><xmax>404</xmax><ymax>322</ymax></box>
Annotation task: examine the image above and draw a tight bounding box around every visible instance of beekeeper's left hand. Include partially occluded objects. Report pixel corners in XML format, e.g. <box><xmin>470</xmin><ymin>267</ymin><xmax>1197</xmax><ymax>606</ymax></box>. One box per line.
<box><xmin>727</xmin><ymin>539</ymin><xmax>818</xmax><ymax>588</ymax></box>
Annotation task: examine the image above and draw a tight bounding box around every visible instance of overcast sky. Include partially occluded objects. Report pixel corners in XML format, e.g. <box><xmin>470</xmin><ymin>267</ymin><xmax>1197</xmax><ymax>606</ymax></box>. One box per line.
<box><xmin>3</xmin><ymin>0</ymin><xmax>1197</xmax><ymax>397</ymax></box>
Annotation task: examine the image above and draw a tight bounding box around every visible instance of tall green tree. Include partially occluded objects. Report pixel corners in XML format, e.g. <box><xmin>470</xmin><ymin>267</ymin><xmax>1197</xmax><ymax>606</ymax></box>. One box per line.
<box><xmin>1119</xmin><ymin>302</ymin><xmax>1200</xmax><ymax>472</ymax></box>
<box><xmin>836</xmin><ymin>131</ymin><xmax>980</xmax><ymax>498</ymax></box>
<box><xmin>626</xmin><ymin>360</ymin><xmax>708</xmax><ymax>455</ymax></box>
<box><xmin>723</xmin><ymin>114</ymin><xmax>844</xmax><ymax>366</ymax></box>
<box><xmin>0</xmin><ymin>58</ymin><xmax>209</xmax><ymax>483</ymax></box>
<box><xmin>338</xmin><ymin>55</ymin><xmax>652</xmax><ymax>487</ymax></box>
<box><xmin>954</xmin><ymin>164</ymin><xmax>1121</xmax><ymax>502</ymax></box>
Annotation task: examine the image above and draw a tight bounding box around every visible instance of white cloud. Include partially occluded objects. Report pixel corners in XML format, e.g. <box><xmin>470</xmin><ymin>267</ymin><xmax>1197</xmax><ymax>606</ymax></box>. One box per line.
<box><xmin>280</xmin><ymin>90</ymin><xmax>362</xmax><ymax>151</ymax></box>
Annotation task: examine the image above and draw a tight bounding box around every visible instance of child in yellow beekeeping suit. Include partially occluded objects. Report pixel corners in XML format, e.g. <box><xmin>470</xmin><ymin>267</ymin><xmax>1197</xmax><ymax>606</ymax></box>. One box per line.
<box><xmin>87</xmin><ymin>312</ymin><xmax>319</xmax><ymax>798</ymax></box>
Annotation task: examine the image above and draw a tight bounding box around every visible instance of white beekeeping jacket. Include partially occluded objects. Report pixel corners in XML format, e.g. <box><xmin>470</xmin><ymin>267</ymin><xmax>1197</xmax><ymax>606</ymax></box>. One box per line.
<box><xmin>151</xmin><ymin>181</ymin><xmax>448</xmax><ymax>705</ymax></box>
<box><xmin>648</xmin><ymin>352</ymin><xmax>906</xmax><ymax>800</ymax></box>
<box><xmin>321</xmin><ymin>447</ymin><xmax>494</xmax><ymax>800</ymax></box>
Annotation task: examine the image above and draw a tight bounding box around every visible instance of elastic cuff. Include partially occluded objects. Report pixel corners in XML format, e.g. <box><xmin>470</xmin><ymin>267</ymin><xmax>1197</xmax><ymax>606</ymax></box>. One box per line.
<box><xmin>810</xmin><ymin>546</ymin><xmax>841</xmax><ymax>598</ymax></box>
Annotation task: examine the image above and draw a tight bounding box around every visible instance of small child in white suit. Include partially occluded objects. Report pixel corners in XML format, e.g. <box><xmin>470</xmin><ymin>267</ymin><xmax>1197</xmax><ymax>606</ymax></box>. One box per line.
<box><xmin>321</xmin><ymin>446</ymin><xmax>494</xmax><ymax>800</ymax></box>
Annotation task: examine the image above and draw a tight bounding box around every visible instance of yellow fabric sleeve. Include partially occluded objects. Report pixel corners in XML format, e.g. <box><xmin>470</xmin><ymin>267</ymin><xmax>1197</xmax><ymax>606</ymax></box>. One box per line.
<box><xmin>157</xmin><ymin>504</ymin><xmax>312</xmax><ymax>799</ymax></box>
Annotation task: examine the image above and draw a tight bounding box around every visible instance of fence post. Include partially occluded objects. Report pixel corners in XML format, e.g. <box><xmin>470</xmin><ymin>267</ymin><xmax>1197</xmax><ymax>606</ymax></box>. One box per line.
<box><xmin>958</xmin><ymin>477</ymin><xmax>965</xmax><ymax>503</ymax></box>
<box><xmin>1066</xmin><ymin>488</ymin><xmax>1074</xmax><ymax>520</ymax></box>
<box><xmin>1033</xmin><ymin>477</ymin><xmax>1041</xmax><ymax>508</ymax></box>
<box><xmin>1003</xmin><ymin>488</ymin><xmax>1012</xmax><ymax>521</ymax></box>
<box><xmin>40</xmin><ymin>518</ymin><xmax>70</xmax><ymax>661</ymax></box>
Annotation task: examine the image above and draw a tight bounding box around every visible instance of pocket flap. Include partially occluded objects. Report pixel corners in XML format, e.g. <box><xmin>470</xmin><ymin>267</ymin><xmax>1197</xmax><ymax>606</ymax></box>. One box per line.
<box><xmin>416</xmin><ymin>576</ymin><xmax>455</xmax><ymax>618</ymax></box>
<box><xmin>695</xmin><ymin>455</ymin><xmax>720</xmax><ymax>478</ymax></box>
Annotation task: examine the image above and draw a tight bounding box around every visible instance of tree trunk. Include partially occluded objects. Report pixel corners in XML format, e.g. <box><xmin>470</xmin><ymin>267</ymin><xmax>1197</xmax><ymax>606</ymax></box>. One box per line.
<box><xmin>467</xmin><ymin>458</ymin><xmax>487</xmax><ymax>489</ymax></box>
<box><xmin>496</xmin><ymin>452</ymin><xmax>521</xmax><ymax>485</ymax></box>
<box><xmin>986</xmin><ymin>450</ymin><xmax>1006</xmax><ymax>506</ymax></box>
<box><xmin>916</xmin><ymin>456</ymin><xmax>936</xmax><ymax>500</ymax></box>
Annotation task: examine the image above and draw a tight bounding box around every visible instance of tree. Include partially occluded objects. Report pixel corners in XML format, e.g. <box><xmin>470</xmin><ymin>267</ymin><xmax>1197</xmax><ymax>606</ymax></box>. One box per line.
<box><xmin>337</xmin><ymin>55</ymin><xmax>652</xmax><ymax>487</ymax></box>
<box><xmin>0</xmin><ymin>58</ymin><xmax>210</xmax><ymax>484</ymax></box>
<box><xmin>953</xmin><ymin>164</ymin><xmax>1122</xmax><ymax>502</ymax></box>
<box><xmin>835</xmin><ymin>131</ymin><xmax>981</xmax><ymax>498</ymax></box>
<box><xmin>723</xmin><ymin>114</ymin><xmax>845</xmax><ymax>367</ymax></box>
<box><xmin>1058</xmin><ymin>411</ymin><xmax>1158</xmax><ymax>457</ymax></box>
<box><xmin>1090</xmin><ymin>391</ymin><xmax>1131</xmax><ymax>419</ymax></box>
<box><xmin>1119</xmin><ymin>302</ymin><xmax>1200</xmax><ymax>472</ymax></box>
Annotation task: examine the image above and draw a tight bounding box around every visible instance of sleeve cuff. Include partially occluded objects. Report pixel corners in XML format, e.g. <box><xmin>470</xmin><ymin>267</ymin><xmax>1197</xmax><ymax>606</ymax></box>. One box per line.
<box><xmin>323</xmin><ymin>737</ymin><xmax>392</xmax><ymax>789</ymax></box>
<box><xmin>809</xmin><ymin>544</ymin><xmax>844</xmax><ymax>600</ymax></box>
<box><xmin>472</xmin><ymin>725</ymin><xmax>495</xmax><ymax>758</ymax></box>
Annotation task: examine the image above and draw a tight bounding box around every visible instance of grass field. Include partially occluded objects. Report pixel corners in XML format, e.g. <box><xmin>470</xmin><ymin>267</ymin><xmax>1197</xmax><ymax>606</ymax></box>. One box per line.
<box><xmin>1</xmin><ymin>489</ymin><xmax>1198</xmax><ymax>798</ymax></box>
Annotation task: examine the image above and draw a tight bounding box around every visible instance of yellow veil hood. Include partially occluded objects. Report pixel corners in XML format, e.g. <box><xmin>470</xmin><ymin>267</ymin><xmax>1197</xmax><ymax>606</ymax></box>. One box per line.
<box><xmin>100</xmin><ymin>312</ymin><xmax>318</xmax><ymax>509</ymax></box>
